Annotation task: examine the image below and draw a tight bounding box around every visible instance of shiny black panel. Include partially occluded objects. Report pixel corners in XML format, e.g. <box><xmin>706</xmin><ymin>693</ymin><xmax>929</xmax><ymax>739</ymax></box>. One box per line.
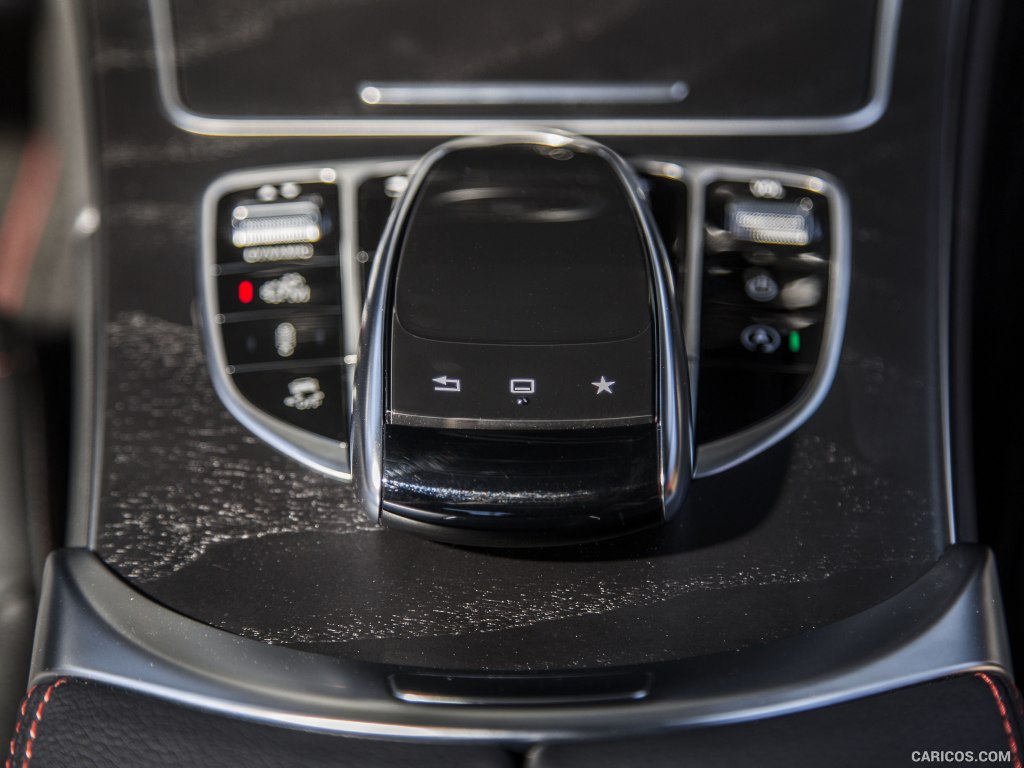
<box><xmin>379</xmin><ymin>140</ymin><xmax>669</xmax><ymax>543</ymax></box>
<box><xmin>697</xmin><ymin>179</ymin><xmax>833</xmax><ymax>443</ymax></box>
<box><xmin>169</xmin><ymin>0</ymin><xmax>878</xmax><ymax>120</ymax></box>
<box><xmin>388</xmin><ymin>143</ymin><xmax>656</xmax><ymax>430</ymax></box>
<box><xmin>381</xmin><ymin>424</ymin><xmax>663</xmax><ymax>545</ymax></box>
<box><xmin>388</xmin><ymin>323</ymin><xmax>654</xmax><ymax>427</ymax></box>
<box><xmin>394</xmin><ymin>145</ymin><xmax>650</xmax><ymax>345</ymax></box>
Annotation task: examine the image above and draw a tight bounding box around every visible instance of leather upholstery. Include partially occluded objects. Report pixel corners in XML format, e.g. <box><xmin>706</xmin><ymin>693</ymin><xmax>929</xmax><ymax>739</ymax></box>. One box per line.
<box><xmin>6</xmin><ymin>679</ymin><xmax>515</xmax><ymax>768</ymax></box>
<box><xmin>6</xmin><ymin>674</ymin><xmax>1022</xmax><ymax>767</ymax></box>
<box><xmin>532</xmin><ymin>673</ymin><xmax>1024</xmax><ymax>768</ymax></box>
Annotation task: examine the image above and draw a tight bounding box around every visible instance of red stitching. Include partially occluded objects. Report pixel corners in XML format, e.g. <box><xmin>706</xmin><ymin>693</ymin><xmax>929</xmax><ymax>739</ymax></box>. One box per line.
<box><xmin>18</xmin><ymin>688</ymin><xmax>35</xmax><ymax>721</ymax></box>
<box><xmin>6</xmin><ymin>686</ymin><xmax>35</xmax><ymax>768</ymax></box>
<box><xmin>977</xmin><ymin>672</ymin><xmax>1023</xmax><ymax>768</ymax></box>
<box><xmin>18</xmin><ymin>679</ymin><xmax>65</xmax><ymax>768</ymax></box>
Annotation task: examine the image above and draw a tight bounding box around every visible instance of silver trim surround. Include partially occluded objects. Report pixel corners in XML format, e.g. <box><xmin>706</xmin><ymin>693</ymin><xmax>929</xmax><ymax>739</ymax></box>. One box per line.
<box><xmin>149</xmin><ymin>0</ymin><xmax>902</xmax><ymax>137</ymax></box>
<box><xmin>350</xmin><ymin>133</ymin><xmax>693</xmax><ymax>524</ymax></box>
<box><xmin>200</xmin><ymin>166</ymin><xmax>353</xmax><ymax>481</ymax></box>
<box><xmin>51</xmin><ymin>0</ymin><xmax>106</xmax><ymax>550</ymax></box>
<box><xmin>631</xmin><ymin>160</ymin><xmax>701</xmax><ymax>406</ymax></box>
<box><xmin>631</xmin><ymin>159</ymin><xmax>850</xmax><ymax>477</ymax></box>
<box><xmin>30</xmin><ymin>545</ymin><xmax>1011</xmax><ymax>742</ymax></box>
<box><xmin>201</xmin><ymin>160</ymin><xmax>418</xmax><ymax>481</ymax></box>
<box><xmin>358</xmin><ymin>81</ymin><xmax>690</xmax><ymax>107</ymax></box>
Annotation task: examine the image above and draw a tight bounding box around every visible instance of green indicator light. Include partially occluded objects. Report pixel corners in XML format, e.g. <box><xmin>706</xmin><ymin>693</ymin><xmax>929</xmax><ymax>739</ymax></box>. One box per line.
<box><xmin>788</xmin><ymin>331</ymin><xmax>801</xmax><ymax>353</ymax></box>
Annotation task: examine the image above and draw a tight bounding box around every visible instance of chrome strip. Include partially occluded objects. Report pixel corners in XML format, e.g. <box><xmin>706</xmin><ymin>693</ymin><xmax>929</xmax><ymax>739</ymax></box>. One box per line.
<box><xmin>358</xmin><ymin>81</ymin><xmax>689</xmax><ymax>107</ymax></box>
<box><xmin>337</xmin><ymin>169</ymin><xmax>363</xmax><ymax>421</ymax></box>
<box><xmin>50</xmin><ymin>0</ymin><xmax>108</xmax><ymax>550</ymax></box>
<box><xmin>337</xmin><ymin>160</ymin><xmax>419</xmax><ymax>419</ymax></box>
<box><xmin>30</xmin><ymin>546</ymin><xmax>1011</xmax><ymax>742</ymax></box>
<box><xmin>148</xmin><ymin>0</ymin><xmax>901</xmax><ymax>137</ymax></box>
<box><xmin>350</xmin><ymin>133</ymin><xmax>693</xmax><ymax>523</ymax></box>
<box><xmin>632</xmin><ymin>160</ymin><xmax>703</xmax><ymax>409</ymax></box>
<box><xmin>389</xmin><ymin>413</ymin><xmax>654</xmax><ymax>431</ymax></box>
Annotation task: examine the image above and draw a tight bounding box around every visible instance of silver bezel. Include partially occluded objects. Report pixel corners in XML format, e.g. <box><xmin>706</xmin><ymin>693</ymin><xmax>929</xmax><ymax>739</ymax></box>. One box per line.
<box><xmin>149</xmin><ymin>0</ymin><xmax>901</xmax><ymax>138</ymax></box>
<box><xmin>672</xmin><ymin>162</ymin><xmax>851</xmax><ymax>478</ymax></box>
<box><xmin>349</xmin><ymin>132</ymin><xmax>692</xmax><ymax>523</ymax></box>
<box><xmin>200</xmin><ymin>162</ymin><xmax>410</xmax><ymax>481</ymax></box>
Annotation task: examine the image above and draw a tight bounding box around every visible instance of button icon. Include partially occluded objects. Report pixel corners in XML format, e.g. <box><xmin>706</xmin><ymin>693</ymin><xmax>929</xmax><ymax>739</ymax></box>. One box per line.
<box><xmin>749</xmin><ymin>178</ymin><xmax>785</xmax><ymax>200</ymax></box>
<box><xmin>259</xmin><ymin>272</ymin><xmax>311</xmax><ymax>305</ymax></box>
<box><xmin>432</xmin><ymin>375</ymin><xmax>462</xmax><ymax>392</ymax></box>
<box><xmin>510</xmin><ymin>378</ymin><xmax>536</xmax><ymax>394</ymax></box>
<box><xmin>740</xmin><ymin>324</ymin><xmax>782</xmax><ymax>354</ymax></box>
<box><xmin>274</xmin><ymin>322</ymin><xmax>297</xmax><ymax>357</ymax></box>
<box><xmin>592</xmin><ymin>376</ymin><xmax>615</xmax><ymax>395</ymax></box>
<box><xmin>283</xmin><ymin>377</ymin><xmax>325</xmax><ymax>411</ymax></box>
<box><xmin>744</xmin><ymin>271</ymin><xmax>779</xmax><ymax>302</ymax></box>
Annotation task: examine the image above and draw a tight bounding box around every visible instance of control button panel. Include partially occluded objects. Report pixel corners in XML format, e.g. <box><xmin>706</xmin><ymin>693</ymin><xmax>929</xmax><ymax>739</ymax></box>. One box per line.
<box><xmin>201</xmin><ymin>159</ymin><xmax>846</xmax><ymax>480</ymax></box>
<box><xmin>696</xmin><ymin>174</ymin><xmax>836</xmax><ymax>443</ymax></box>
<box><xmin>203</xmin><ymin>173</ymin><xmax>350</xmax><ymax>467</ymax></box>
<box><xmin>388</xmin><ymin>322</ymin><xmax>654</xmax><ymax>427</ymax></box>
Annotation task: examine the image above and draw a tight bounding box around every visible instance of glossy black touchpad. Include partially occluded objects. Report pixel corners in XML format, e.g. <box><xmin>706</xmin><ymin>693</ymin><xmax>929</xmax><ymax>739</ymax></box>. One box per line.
<box><xmin>377</xmin><ymin>138</ymin><xmax>676</xmax><ymax>545</ymax></box>
<box><xmin>388</xmin><ymin>143</ymin><xmax>656</xmax><ymax>429</ymax></box>
<box><xmin>394</xmin><ymin>144</ymin><xmax>651</xmax><ymax>345</ymax></box>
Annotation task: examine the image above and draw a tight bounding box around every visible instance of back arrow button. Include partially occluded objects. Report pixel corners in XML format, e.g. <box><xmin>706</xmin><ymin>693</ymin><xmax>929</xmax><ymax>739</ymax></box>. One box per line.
<box><xmin>432</xmin><ymin>375</ymin><xmax>462</xmax><ymax>392</ymax></box>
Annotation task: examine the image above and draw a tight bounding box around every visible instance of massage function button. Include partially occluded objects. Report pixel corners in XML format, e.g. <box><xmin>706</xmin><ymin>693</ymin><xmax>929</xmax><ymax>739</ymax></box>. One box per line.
<box><xmin>222</xmin><ymin>313</ymin><xmax>342</xmax><ymax>366</ymax></box>
<box><xmin>232</xmin><ymin>364</ymin><xmax>346</xmax><ymax>440</ymax></box>
<box><xmin>217</xmin><ymin>266</ymin><xmax>341</xmax><ymax>315</ymax></box>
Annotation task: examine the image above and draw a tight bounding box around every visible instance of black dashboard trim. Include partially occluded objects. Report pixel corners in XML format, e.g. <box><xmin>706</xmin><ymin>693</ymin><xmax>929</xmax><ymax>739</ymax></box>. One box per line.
<box><xmin>148</xmin><ymin>0</ymin><xmax>903</xmax><ymax>138</ymax></box>
<box><xmin>29</xmin><ymin>545</ymin><xmax>1010</xmax><ymax>743</ymax></box>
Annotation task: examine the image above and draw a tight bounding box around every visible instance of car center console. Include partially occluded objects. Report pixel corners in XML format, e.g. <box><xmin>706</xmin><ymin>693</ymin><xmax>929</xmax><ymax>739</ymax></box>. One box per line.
<box><xmin>27</xmin><ymin>0</ymin><xmax>1009</xmax><ymax>745</ymax></box>
<box><xmin>199</xmin><ymin>141</ymin><xmax>845</xmax><ymax>544</ymax></box>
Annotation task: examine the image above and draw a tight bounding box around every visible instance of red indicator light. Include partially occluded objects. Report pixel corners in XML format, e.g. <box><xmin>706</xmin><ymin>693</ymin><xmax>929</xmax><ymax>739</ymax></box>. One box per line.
<box><xmin>238</xmin><ymin>280</ymin><xmax>254</xmax><ymax>304</ymax></box>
